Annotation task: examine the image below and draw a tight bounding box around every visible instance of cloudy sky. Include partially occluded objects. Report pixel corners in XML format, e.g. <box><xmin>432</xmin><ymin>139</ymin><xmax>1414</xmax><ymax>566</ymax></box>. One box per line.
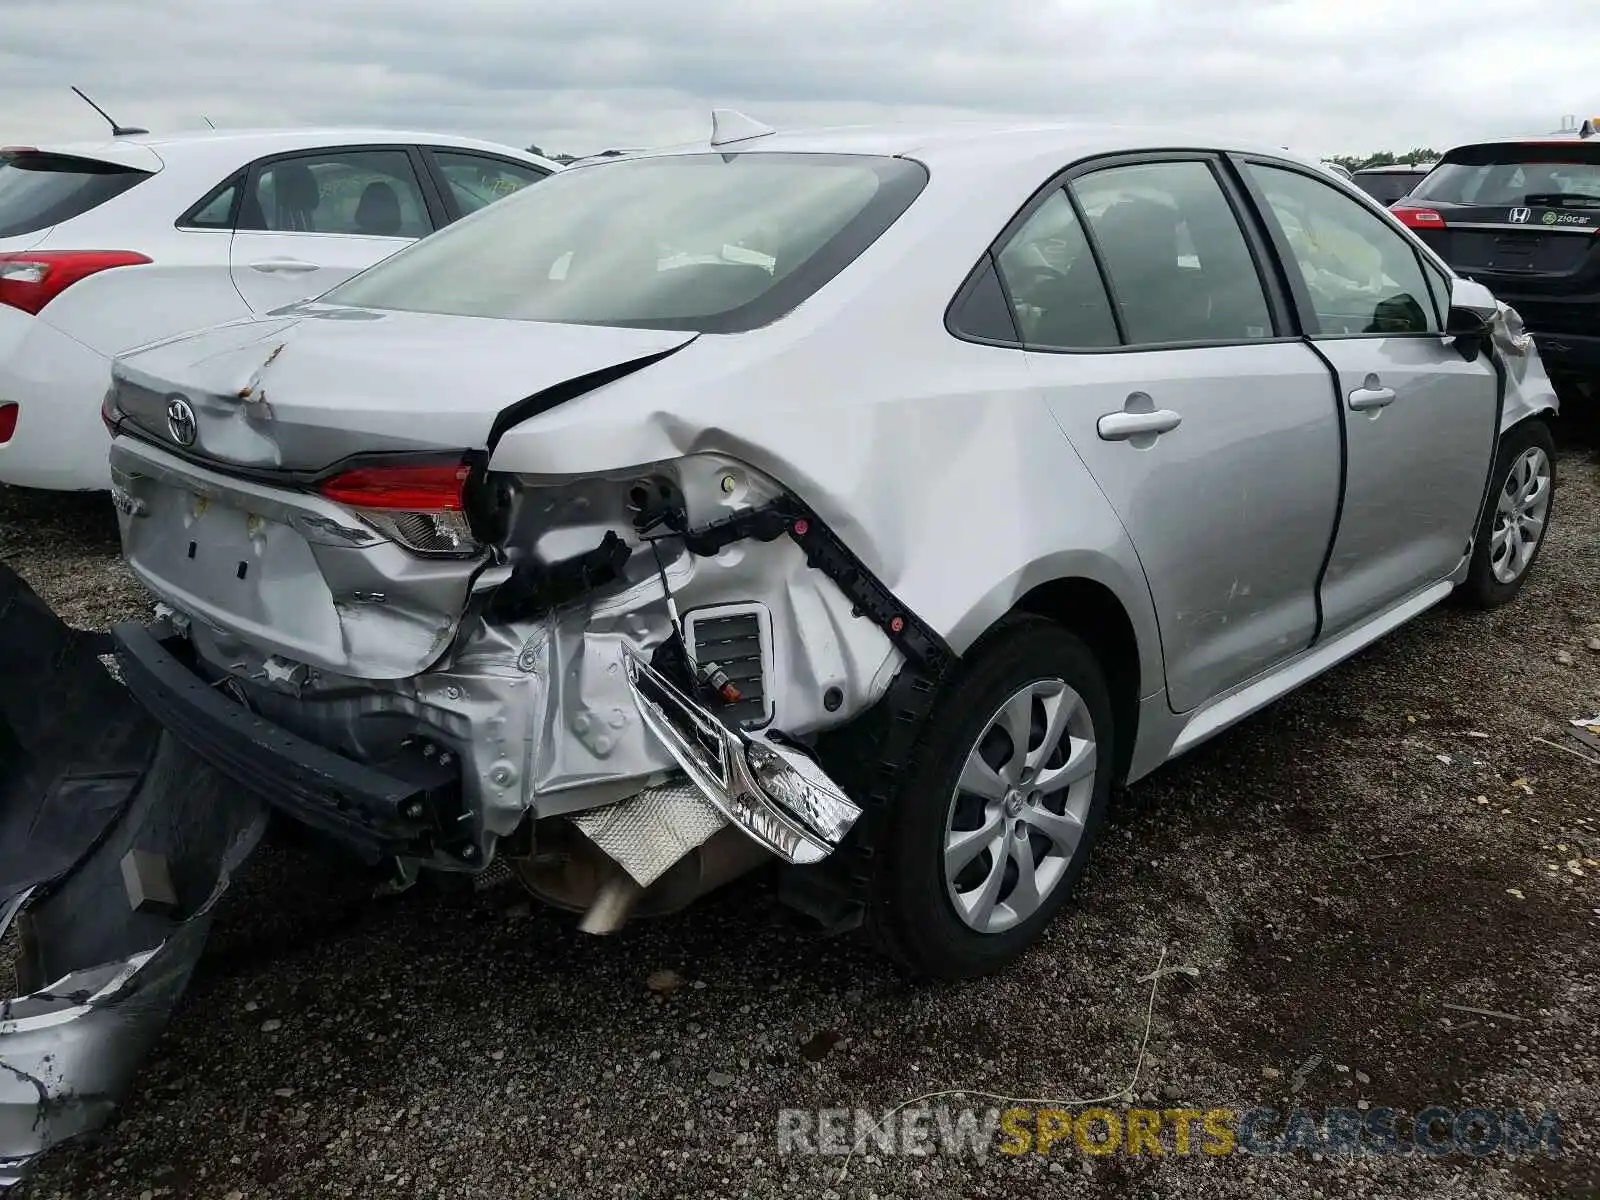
<box><xmin>3</xmin><ymin>0</ymin><xmax>1597</xmax><ymax>159</ymax></box>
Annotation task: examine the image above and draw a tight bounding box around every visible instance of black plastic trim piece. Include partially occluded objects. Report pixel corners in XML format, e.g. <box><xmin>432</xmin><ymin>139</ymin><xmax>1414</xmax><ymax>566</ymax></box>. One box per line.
<box><xmin>486</xmin><ymin>529</ymin><xmax>633</xmax><ymax>620</ymax></box>
<box><xmin>112</xmin><ymin>622</ymin><xmax>457</xmax><ymax>861</ymax></box>
<box><xmin>485</xmin><ymin>342</ymin><xmax>693</xmax><ymax>452</ymax></box>
<box><xmin>1298</xmin><ymin>338</ymin><xmax>1350</xmax><ymax>645</ymax></box>
<box><xmin>1465</xmin><ymin>343</ymin><xmax>1512</xmax><ymax>568</ymax></box>
<box><xmin>675</xmin><ymin>495</ymin><xmax>955</xmax><ymax>675</ymax></box>
<box><xmin>404</xmin><ymin>144</ymin><xmax>453</xmax><ymax>231</ymax></box>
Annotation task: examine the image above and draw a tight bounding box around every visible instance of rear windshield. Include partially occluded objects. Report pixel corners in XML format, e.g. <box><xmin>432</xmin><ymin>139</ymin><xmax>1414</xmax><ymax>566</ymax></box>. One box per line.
<box><xmin>0</xmin><ymin>152</ymin><xmax>150</xmax><ymax>238</ymax></box>
<box><xmin>1352</xmin><ymin>171</ymin><xmax>1425</xmax><ymax>205</ymax></box>
<box><xmin>1410</xmin><ymin>143</ymin><xmax>1600</xmax><ymax>208</ymax></box>
<box><xmin>324</xmin><ymin>152</ymin><xmax>929</xmax><ymax>332</ymax></box>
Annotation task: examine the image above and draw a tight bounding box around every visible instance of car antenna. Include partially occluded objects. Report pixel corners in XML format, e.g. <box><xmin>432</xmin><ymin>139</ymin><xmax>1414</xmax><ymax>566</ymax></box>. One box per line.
<box><xmin>709</xmin><ymin>108</ymin><xmax>774</xmax><ymax>147</ymax></box>
<box><xmin>70</xmin><ymin>86</ymin><xmax>148</xmax><ymax>137</ymax></box>
<box><xmin>201</xmin><ymin>115</ymin><xmax>216</xmax><ymax>130</ymax></box>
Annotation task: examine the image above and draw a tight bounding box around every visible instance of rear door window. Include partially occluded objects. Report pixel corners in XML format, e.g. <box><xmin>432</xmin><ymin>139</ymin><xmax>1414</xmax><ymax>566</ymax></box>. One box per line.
<box><xmin>1071</xmin><ymin>160</ymin><xmax>1275</xmax><ymax>346</ymax></box>
<box><xmin>428</xmin><ymin>151</ymin><xmax>548</xmax><ymax>217</ymax></box>
<box><xmin>0</xmin><ymin>151</ymin><xmax>150</xmax><ymax>238</ymax></box>
<box><xmin>242</xmin><ymin>149</ymin><xmax>432</xmax><ymax>238</ymax></box>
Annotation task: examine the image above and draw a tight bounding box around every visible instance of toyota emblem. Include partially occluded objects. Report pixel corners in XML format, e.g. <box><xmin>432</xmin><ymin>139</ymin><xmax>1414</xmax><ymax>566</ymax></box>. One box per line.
<box><xmin>165</xmin><ymin>396</ymin><xmax>198</xmax><ymax>447</ymax></box>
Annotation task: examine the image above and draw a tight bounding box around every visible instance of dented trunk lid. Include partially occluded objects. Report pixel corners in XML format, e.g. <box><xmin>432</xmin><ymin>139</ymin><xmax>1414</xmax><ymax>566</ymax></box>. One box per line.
<box><xmin>107</xmin><ymin>307</ymin><xmax>693</xmax><ymax>680</ymax></box>
<box><xmin>108</xmin><ymin>305</ymin><xmax>697</xmax><ymax>473</ymax></box>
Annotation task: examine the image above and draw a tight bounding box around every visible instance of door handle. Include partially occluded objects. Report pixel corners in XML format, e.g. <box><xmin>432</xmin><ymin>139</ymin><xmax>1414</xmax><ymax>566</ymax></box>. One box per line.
<box><xmin>1097</xmin><ymin>409</ymin><xmax>1183</xmax><ymax>441</ymax></box>
<box><xmin>1348</xmin><ymin>385</ymin><xmax>1396</xmax><ymax>411</ymax></box>
<box><xmin>249</xmin><ymin>258</ymin><xmax>320</xmax><ymax>274</ymax></box>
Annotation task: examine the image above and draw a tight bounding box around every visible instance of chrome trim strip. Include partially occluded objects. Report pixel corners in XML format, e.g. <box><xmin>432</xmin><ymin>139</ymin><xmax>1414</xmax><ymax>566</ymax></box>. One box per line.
<box><xmin>1440</xmin><ymin>221</ymin><xmax>1599</xmax><ymax>234</ymax></box>
<box><xmin>621</xmin><ymin>648</ymin><xmax>861</xmax><ymax>865</ymax></box>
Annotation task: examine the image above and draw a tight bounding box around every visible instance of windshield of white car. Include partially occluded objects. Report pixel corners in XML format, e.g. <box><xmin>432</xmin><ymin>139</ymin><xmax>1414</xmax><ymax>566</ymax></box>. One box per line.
<box><xmin>324</xmin><ymin>152</ymin><xmax>929</xmax><ymax>332</ymax></box>
<box><xmin>1409</xmin><ymin>143</ymin><xmax>1600</xmax><ymax>207</ymax></box>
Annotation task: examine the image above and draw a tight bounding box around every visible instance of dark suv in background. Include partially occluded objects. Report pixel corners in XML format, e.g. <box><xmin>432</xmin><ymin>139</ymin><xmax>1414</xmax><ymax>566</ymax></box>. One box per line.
<box><xmin>1350</xmin><ymin>162</ymin><xmax>1434</xmax><ymax>205</ymax></box>
<box><xmin>1393</xmin><ymin>130</ymin><xmax>1600</xmax><ymax>399</ymax></box>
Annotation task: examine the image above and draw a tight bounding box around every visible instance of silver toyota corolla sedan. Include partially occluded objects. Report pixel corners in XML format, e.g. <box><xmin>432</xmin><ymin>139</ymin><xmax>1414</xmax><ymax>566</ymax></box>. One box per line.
<box><xmin>101</xmin><ymin>113</ymin><xmax>1558</xmax><ymax>984</ymax></box>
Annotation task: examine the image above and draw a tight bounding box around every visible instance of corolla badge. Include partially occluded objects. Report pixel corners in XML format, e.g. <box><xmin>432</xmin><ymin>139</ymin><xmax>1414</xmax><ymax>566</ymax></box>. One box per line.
<box><xmin>165</xmin><ymin>396</ymin><xmax>198</xmax><ymax>447</ymax></box>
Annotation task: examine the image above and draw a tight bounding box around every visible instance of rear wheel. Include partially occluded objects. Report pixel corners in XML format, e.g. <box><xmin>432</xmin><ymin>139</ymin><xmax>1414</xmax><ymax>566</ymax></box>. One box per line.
<box><xmin>1458</xmin><ymin>418</ymin><xmax>1556</xmax><ymax>607</ymax></box>
<box><xmin>869</xmin><ymin>619</ymin><xmax>1114</xmax><ymax>980</ymax></box>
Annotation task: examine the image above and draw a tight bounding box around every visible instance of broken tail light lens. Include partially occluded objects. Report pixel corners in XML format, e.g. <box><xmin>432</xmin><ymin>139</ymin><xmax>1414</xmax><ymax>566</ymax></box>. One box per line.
<box><xmin>317</xmin><ymin>461</ymin><xmax>481</xmax><ymax>557</ymax></box>
<box><xmin>0</xmin><ymin>250</ymin><xmax>152</xmax><ymax>316</ymax></box>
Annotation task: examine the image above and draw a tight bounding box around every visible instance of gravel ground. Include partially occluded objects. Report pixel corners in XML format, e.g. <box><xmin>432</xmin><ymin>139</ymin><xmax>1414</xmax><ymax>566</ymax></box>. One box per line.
<box><xmin>2</xmin><ymin>434</ymin><xmax>1598</xmax><ymax>1200</ymax></box>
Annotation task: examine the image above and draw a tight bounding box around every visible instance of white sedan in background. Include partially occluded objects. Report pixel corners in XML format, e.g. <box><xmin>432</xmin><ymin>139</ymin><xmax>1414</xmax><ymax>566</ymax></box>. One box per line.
<box><xmin>0</xmin><ymin>128</ymin><xmax>557</xmax><ymax>490</ymax></box>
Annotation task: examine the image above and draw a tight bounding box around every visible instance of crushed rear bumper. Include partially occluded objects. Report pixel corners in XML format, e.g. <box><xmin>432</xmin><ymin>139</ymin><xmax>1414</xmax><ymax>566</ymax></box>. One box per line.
<box><xmin>111</xmin><ymin>620</ymin><xmax>460</xmax><ymax>863</ymax></box>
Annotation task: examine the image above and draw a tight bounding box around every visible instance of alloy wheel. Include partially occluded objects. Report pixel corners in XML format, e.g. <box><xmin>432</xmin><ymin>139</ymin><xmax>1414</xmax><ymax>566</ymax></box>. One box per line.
<box><xmin>1489</xmin><ymin>445</ymin><xmax>1552</xmax><ymax>585</ymax></box>
<box><xmin>942</xmin><ymin>678</ymin><xmax>1098</xmax><ymax>934</ymax></box>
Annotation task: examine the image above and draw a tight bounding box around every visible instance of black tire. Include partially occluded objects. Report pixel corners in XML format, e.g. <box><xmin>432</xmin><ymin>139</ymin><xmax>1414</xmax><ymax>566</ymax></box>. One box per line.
<box><xmin>1457</xmin><ymin>418</ymin><xmax>1556</xmax><ymax>608</ymax></box>
<box><xmin>868</xmin><ymin>618</ymin><xmax>1115</xmax><ymax>980</ymax></box>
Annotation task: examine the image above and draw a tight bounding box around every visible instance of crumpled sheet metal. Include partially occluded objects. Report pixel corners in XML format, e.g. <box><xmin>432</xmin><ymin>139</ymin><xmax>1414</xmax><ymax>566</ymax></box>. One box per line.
<box><xmin>0</xmin><ymin>563</ymin><xmax>266</xmax><ymax>1187</ymax></box>
<box><xmin>1495</xmin><ymin>300</ymin><xmax>1561</xmax><ymax>430</ymax></box>
<box><xmin>570</xmin><ymin>780</ymin><xmax>727</xmax><ymax>887</ymax></box>
<box><xmin>1449</xmin><ymin>279</ymin><xmax>1561</xmax><ymax>431</ymax></box>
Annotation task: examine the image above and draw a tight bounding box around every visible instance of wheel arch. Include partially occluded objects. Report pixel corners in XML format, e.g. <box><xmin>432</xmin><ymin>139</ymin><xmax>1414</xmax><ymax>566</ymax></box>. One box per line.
<box><xmin>1009</xmin><ymin>576</ymin><xmax>1146</xmax><ymax>785</ymax></box>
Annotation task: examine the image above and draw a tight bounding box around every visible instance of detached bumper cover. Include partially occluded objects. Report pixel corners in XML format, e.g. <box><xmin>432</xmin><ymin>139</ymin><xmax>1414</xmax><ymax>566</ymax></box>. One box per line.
<box><xmin>1</xmin><ymin>746</ymin><xmax>264</xmax><ymax>1186</ymax></box>
<box><xmin>0</xmin><ymin>564</ymin><xmax>266</xmax><ymax>1187</ymax></box>
<box><xmin>111</xmin><ymin>621</ymin><xmax>457</xmax><ymax>862</ymax></box>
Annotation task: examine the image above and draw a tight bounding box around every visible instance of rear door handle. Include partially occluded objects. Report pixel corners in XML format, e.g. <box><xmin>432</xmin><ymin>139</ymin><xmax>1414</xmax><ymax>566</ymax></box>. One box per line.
<box><xmin>1348</xmin><ymin>385</ymin><xmax>1396</xmax><ymax>411</ymax></box>
<box><xmin>249</xmin><ymin>258</ymin><xmax>320</xmax><ymax>274</ymax></box>
<box><xmin>1097</xmin><ymin>409</ymin><xmax>1183</xmax><ymax>441</ymax></box>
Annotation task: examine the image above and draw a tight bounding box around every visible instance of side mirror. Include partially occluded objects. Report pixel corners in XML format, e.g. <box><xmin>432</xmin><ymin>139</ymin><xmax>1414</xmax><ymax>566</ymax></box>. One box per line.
<box><xmin>1446</xmin><ymin>304</ymin><xmax>1493</xmax><ymax>362</ymax></box>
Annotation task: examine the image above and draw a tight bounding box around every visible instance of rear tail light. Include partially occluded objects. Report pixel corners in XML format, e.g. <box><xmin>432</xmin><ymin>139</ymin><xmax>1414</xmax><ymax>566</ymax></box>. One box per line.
<box><xmin>0</xmin><ymin>403</ymin><xmax>17</xmax><ymax>445</ymax></box>
<box><xmin>317</xmin><ymin>460</ymin><xmax>479</xmax><ymax>557</ymax></box>
<box><xmin>1391</xmin><ymin>206</ymin><xmax>1446</xmax><ymax>230</ymax></box>
<box><xmin>0</xmin><ymin>250</ymin><xmax>151</xmax><ymax>316</ymax></box>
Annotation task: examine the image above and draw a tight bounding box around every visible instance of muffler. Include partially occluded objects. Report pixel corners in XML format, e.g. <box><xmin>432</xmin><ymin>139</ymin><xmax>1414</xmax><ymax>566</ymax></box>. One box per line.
<box><xmin>511</xmin><ymin>782</ymin><xmax>776</xmax><ymax>933</ymax></box>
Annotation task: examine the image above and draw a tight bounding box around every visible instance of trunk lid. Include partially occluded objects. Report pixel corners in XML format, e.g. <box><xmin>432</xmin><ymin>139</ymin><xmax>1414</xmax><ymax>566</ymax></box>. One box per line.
<box><xmin>1398</xmin><ymin>140</ymin><xmax>1600</xmax><ymax>335</ymax></box>
<box><xmin>108</xmin><ymin>305</ymin><xmax>698</xmax><ymax>473</ymax></box>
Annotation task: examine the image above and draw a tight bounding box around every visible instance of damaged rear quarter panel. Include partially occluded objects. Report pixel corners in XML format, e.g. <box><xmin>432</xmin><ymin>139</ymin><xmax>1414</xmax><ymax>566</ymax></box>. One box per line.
<box><xmin>487</xmin><ymin>298</ymin><xmax>1162</xmax><ymax>696</ymax></box>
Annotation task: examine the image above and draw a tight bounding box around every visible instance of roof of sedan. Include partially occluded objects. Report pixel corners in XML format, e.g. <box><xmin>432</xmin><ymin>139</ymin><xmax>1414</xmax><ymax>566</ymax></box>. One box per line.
<box><xmin>602</xmin><ymin>119</ymin><xmax>1320</xmax><ymax>173</ymax></box>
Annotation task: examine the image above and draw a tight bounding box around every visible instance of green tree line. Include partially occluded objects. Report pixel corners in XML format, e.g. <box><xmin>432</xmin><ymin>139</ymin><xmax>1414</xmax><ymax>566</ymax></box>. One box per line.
<box><xmin>527</xmin><ymin>143</ymin><xmax>580</xmax><ymax>164</ymax></box>
<box><xmin>1326</xmin><ymin>148</ymin><xmax>1441</xmax><ymax>171</ymax></box>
